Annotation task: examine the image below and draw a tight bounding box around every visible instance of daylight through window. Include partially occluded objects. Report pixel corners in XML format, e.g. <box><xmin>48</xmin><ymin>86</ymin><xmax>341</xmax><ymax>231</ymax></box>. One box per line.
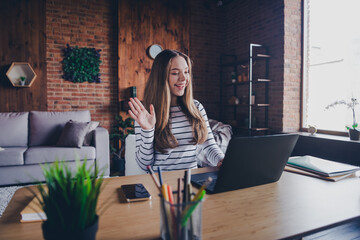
<box><xmin>303</xmin><ymin>0</ymin><xmax>360</xmax><ymax>133</ymax></box>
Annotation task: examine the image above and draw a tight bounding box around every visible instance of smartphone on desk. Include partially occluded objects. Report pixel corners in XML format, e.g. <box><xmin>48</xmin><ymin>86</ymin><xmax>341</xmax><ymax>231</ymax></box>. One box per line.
<box><xmin>121</xmin><ymin>184</ymin><xmax>151</xmax><ymax>202</ymax></box>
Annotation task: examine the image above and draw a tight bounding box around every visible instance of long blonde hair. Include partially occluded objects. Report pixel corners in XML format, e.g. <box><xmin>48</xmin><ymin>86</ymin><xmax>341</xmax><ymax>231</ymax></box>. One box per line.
<box><xmin>143</xmin><ymin>49</ymin><xmax>208</xmax><ymax>153</ymax></box>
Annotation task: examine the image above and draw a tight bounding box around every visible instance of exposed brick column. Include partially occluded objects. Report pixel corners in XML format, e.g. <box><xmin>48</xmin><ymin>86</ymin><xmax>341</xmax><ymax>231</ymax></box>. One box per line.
<box><xmin>283</xmin><ymin>0</ymin><xmax>302</xmax><ymax>132</ymax></box>
<box><xmin>189</xmin><ymin>0</ymin><xmax>223</xmax><ymax>119</ymax></box>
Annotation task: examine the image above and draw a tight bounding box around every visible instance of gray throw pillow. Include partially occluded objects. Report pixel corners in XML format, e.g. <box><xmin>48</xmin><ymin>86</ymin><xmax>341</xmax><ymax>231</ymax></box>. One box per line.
<box><xmin>83</xmin><ymin>121</ymin><xmax>100</xmax><ymax>146</ymax></box>
<box><xmin>29</xmin><ymin>110</ymin><xmax>91</xmax><ymax>146</ymax></box>
<box><xmin>56</xmin><ymin>120</ymin><xmax>90</xmax><ymax>148</ymax></box>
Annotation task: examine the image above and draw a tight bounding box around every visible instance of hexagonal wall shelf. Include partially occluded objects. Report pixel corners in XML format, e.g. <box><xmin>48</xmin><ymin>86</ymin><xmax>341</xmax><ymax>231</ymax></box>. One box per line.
<box><xmin>6</xmin><ymin>62</ymin><xmax>37</xmax><ymax>88</ymax></box>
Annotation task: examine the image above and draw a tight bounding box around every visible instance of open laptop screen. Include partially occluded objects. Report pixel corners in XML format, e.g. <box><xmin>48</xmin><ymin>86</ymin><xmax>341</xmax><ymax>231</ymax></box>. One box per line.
<box><xmin>191</xmin><ymin>134</ymin><xmax>299</xmax><ymax>193</ymax></box>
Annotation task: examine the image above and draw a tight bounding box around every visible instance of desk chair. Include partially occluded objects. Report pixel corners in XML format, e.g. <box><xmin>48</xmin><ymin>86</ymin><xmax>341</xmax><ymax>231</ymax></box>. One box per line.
<box><xmin>124</xmin><ymin>134</ymin><xmax>146</xmax><ymax>176</ymax></box>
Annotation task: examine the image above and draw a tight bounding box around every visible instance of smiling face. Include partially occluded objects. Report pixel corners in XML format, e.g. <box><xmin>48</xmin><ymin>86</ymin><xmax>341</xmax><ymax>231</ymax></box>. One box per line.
<box><xmin>168</xmin><ymin>56</ymin><xmax>190</xmax><ymax>106</ymax></box>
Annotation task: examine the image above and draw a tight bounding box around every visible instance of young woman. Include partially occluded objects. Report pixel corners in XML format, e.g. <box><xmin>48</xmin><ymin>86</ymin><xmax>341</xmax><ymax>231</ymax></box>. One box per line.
<box><xmin>128</xmin><ymin>49</ymin><xmax>224</xmax><ymax>171</ymax></box>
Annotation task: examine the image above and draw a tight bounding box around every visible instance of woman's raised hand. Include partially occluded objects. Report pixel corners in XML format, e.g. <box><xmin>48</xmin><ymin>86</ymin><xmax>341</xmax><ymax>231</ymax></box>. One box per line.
<box><xmin>128</xmin><ymin>97</ymin><xmax>156</xmax><ymax>130</ymax></box>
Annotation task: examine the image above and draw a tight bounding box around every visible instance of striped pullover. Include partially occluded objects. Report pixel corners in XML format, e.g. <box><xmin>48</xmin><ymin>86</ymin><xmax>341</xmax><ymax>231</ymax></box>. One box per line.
<box><xmin>135</xmin><ymin>100</ymin><xmax>225</xmax><ymax>172</ymax></box>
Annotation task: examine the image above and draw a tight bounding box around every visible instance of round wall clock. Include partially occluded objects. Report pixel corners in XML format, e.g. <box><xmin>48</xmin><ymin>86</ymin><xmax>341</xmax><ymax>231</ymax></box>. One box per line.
<box><xmin>147</xmin><ymin>44</ymin><xmax>163</xmax><ymax>59</ymax></box>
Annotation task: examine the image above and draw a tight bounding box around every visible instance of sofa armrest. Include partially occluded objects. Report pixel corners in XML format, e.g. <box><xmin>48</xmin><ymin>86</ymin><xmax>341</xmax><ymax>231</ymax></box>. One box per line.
<box><xmin>94</xmin><ymin>127</ymin><xmax>110</xmax><ymax>176</ymax></box>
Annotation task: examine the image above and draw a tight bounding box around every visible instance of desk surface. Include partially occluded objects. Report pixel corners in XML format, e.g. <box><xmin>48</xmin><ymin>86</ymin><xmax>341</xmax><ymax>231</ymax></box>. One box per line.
<box><xmin>1</xmin><ymin>168</ymin><xmax>360</xmax><ymax>240</ymax></box>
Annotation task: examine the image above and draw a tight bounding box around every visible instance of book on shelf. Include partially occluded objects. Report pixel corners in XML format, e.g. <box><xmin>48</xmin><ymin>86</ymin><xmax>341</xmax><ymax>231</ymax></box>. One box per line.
<box><xmin>20</xmin><ymin>195</ymin><xmax>46</xmax><ymax>223</ymax></box>
<box><xmin>284</xmin><ymin>165</ymin><xmax>356</xmax><ymax>182</ymax></box>
<box><xmin>287</xmin><ymin>155</ymin><xmax>360</xmax><ymax>177</ymax></box>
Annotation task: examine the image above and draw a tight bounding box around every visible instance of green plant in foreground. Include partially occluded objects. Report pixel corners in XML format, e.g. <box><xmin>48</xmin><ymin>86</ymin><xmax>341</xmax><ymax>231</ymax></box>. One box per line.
<box><xmin>33</xmin><ymin>159</ymin><xmax>105</xmax><ymax>231</ymax></box>
<box><xmin>325</xmin><ymin>98</ymin><xmax>359</xmax><ymax>130</ymax></box>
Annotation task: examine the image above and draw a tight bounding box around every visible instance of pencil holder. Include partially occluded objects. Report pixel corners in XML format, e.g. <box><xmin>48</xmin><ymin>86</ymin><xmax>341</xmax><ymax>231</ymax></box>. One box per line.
<box><xmin>160</xmin><ymin>193</ymin><xmax>204</xmax><ymax>240</ymax></box>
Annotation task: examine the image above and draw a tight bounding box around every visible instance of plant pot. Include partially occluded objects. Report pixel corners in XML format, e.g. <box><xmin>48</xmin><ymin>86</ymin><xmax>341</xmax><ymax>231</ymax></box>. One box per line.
<box><xmin>349</xmin><ymin>129</ymin><xmax>360</xmax><ymax>141</ymax></box>
<box><xmin>112</xmin><ymin>155</ymin><xmax>125</xmax><ymax>175</ymax></box>
<box><xmin>42</xmin><ymin>215</ymin><xmax>99</xmax><ymax>240</ymax></box>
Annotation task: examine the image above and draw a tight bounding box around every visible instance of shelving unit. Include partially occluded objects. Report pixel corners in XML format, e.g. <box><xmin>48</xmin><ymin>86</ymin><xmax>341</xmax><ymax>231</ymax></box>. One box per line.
<box><xmin>220</xmin><ymin>43</ymin><xmax>271</xmax><ymax>136</ymax></box>
<box><xmin>6</xmin><ymin>62</ymin><xmax>37</xmax><ymax>88</ymax></box>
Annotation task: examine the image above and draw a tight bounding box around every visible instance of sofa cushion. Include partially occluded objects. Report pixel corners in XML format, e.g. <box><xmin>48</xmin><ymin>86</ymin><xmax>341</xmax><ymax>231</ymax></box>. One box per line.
<box><xmin>0</xmin><ymin>159</ymin><xmax>96</xmax><ymax>186</ymax></box>
<box><xmin>57</xmin><ymin>120</ymin><xmax>90</xmax><ymax>148</ymax></box>
<box><xmin>0</xmin><ymin>147</ymin><xmax>27</xmax><ymax>166</ymax></box>
<box><xmin>29</xmin><ymin>111</ymin><xmax>91</xmax><ymax>146</ymax></box>
<box><xmin>83</xmin><ymin>121</ymin><xmax>99</xmax><ymax>146</ymax></box>
<box><xmin>24</xmin><ymin>146</ymin><xmax>96</xmax><ymax>165</ymax></box>
<box><xmin>0</xmin><ymin>112</ymin><xmax>28</xmax><ymax>147</ymax></box>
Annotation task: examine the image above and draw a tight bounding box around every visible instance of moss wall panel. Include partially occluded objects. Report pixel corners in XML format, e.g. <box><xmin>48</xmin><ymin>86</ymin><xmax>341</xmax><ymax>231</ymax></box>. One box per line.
<box><xmin>118</xmin><ymin>0</ymin><xmax>189</xmax><ymax>111</ymax></box>
<box><xmin>0</xmin><ymin>0</ymin><xmax>47</xmax><ymax>112</ymax></box>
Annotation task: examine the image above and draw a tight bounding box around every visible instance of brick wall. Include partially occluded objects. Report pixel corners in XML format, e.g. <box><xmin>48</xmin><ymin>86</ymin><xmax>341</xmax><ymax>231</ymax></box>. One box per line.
<box><xmin>189</xmin><ymin>0</ymin><xmax>223</xmax><ymax>120</ymax></box>
<box><xmin>221</xmin><ymin>0</ymin><xmax>287</xmax><ymax>132</ymax></box>
<box><xmin>215</xmin><ymin>0</ymin><xmax>302</xmax><ymax>132</ymax></box>
<box><xmin>283</xmin><ymin>0</ymin><xmax>302</xmax><ymax>132</ymax></box>
<box><xmin>44</xmin><ymin>0</ymin><xmax>302</xmax><ymax>133</ymax></box>
<box><xmin>302</xmin><ymin>0</ymin><xmax>310</xmax><ymax>130</ymax></box>
<box><xmin>46</xmin><ymin>0</ymin><xmax>118</xmax><ymax>130</ymax></box>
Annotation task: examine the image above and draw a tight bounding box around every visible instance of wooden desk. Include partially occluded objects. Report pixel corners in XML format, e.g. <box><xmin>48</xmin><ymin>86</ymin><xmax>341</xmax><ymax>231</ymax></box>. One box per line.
<box><xmin>1</xmin><ymin>168</ymin><xmax>360</xmax><ymax>239</ymax></box>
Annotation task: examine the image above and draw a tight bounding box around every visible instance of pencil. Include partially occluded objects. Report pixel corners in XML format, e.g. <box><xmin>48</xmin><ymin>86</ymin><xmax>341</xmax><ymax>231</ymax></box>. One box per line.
<box><xmin>161</xmin><ymin>184</ymin><xmax>174</xmax><ymax>238</ymax></box>
<box><xmin>187</xmin><ymin>169</ymin><xmax>191</xmax><ymax>202</ymax></box>
<box><xmin>147</xmin><ymin>165</ymin><xmax>161</xmax><ymax>191</ymax></box>
<box><xmin>167</xmin><ymin>184</ymin><xmax>177</xmax><ymax>238</ymax></box>
<box><xmin>186</xmin><ymin>169</ymin><xmax>191</xmax><ymax>184</ymax></box>
<box><xmin>162</xmin><ymin>184</ymin><xmax>169</xmax><ymax>201</ymax></box>
<box><xmin>192</xmin><ymin>177</ymin><xmax>212</xmax><ymax>201</ymax></box>
<box><xmin>183</xmin><ymin>171</ymin><xmax>188</xmax><ymax>204</ymax></box>
<box><xmin>181</xmin><ymin>190</ymin><xmax>206</xmax><ymax>227</ymax></box>
<box><xmin>158</xmin><ymin>166</ymin><xmax>164</xmax><ymax>186</ymax></box>
<box><xmin>177</xmin><ymin>178</ymin><xmax>181</xmax><ymax>204</ymax></box>
<box><xmin>167</xmin><ymin>185</ymin><xmax>174</xmax><ymax>204</ymax></box>
<box><xmin>160</xmin><ymin>185</ymin><xmax>171</xmax><ymax>239</ymax></box>
<box><xmin>177</xmin><ymin>178</ymin><xmax>181</xmax><ymax>239</ymax></box>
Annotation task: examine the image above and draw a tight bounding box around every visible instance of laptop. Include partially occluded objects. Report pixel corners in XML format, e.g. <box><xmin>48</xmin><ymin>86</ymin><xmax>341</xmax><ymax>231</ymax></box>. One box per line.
<box><xmin>191</xmin><ymin>134</ymin><xmax>299</xmax><ymax>194</ymax></box>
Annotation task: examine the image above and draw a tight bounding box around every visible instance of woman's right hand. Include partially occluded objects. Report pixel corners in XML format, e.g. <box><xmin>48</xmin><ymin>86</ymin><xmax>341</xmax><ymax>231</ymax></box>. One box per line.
<box><xmin>128</xmin><ymin>97</ymin><xmax>156</xmax><ymax>130</ymax></box>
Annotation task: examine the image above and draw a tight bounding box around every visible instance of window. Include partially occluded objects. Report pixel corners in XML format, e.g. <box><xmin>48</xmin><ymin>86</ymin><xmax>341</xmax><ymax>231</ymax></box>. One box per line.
<box><xmin>303</xmin><ymin>0</ymin><xmax>360</xmax><ymax>133</ymax></box>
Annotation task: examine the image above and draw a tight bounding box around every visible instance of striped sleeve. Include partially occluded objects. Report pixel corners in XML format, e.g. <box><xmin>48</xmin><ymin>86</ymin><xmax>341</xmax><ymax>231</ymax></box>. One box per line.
<box><xmin>134</xmin><ymin>121</ymin><xmax>155</xmax><ymax>171</ymax></box>
<box><xmin>195</xmin><ymin>100</ymin><xmax>225</xmax><ymax>166</ymax></box>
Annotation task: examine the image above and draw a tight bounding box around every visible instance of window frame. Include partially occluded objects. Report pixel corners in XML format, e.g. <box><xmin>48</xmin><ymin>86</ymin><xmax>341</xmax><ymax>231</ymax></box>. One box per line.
<box><xmin>300</xmin><ymin>0</ymin><xmax>349</xmax><ymax>137</ymax></box>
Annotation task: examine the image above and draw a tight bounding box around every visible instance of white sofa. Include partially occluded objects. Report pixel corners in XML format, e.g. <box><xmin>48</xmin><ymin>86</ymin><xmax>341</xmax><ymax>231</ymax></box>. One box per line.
<box><xmin>0</xmin><ymin>111</ymin><xmax>110</xmax><ymax>186</ymax></box>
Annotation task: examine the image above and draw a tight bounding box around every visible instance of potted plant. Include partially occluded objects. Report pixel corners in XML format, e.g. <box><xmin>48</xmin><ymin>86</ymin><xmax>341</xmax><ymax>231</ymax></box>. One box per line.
<box><xmin>30</xmin><ymin>159</ymin><xmax>105</xmax><ymax>240</ymax></box>
<box><xmin>326</xmin><ymin>98</ymin><xmax>359</xmax><ymax>140</ymax></box>
<box><xmin>19</xmin><ymin>76</ymin><xmax>26</xmax><ymax>86</ymax></box>
<box><xmin>109</xmin><ymin>115</ymin><xmax>134</xmax><ymax>175</ymax></box>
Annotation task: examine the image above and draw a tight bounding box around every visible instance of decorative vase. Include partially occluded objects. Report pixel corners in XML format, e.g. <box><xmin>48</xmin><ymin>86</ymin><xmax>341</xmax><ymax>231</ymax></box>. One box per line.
<box><xmin>349</xmin><ymin>129</ymin><xmax>360</xmax><ymax>141</ymax></box>
<box><xmin>20</xmin><ymin>81</ymin><xmax>26</xmax><ymax>86</ymax></box>
<box><xmin>42</xmin><ymin>215</ymin><xmax>99</xmax><ymax>240</ymax></box>
<box><xmin>308</xmin><ymin>125</ymin><xmax>317</xmax><ymax>135</ymax></box>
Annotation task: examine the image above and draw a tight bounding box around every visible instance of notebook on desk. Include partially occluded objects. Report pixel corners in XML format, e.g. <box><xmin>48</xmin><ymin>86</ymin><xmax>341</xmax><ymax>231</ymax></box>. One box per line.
<box><xmin>287</xmin><ymin>155</ymin><xmax>360</xmax><ymax>177</ymax></box>
<box><xmin>191</xmin><ymin>134</ymin><xmax>299</xmax><ymax>194</ymax></box>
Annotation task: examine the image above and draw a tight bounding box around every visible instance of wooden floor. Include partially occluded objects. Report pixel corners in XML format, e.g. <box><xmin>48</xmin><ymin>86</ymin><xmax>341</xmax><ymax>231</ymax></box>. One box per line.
<box><xmin>304</xmin><ymin>220</ymin><xmax>360</xmax><ymax>240</ymax></box>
